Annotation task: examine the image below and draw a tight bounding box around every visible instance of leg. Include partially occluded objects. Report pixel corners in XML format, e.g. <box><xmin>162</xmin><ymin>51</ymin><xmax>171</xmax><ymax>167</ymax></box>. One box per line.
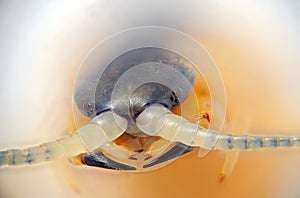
<box><xmin>219</xmin><ymin>150</ymin><xmax>240</xmax><ymax>182</ymax></box>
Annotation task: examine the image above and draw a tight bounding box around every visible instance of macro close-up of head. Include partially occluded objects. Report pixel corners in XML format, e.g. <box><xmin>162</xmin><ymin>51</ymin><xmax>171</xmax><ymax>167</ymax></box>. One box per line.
<box><xmin>1</xmin><ymin>1</ymin><xmax>300</xmax><ymax>198</ymax></box>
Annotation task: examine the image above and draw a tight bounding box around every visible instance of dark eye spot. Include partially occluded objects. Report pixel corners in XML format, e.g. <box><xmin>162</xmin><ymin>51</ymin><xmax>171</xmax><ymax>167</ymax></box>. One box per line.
<box><xmin>170</xmin><ymin>92</ymin><xmax>179</xmax><ymax>105</ymax></box>
<box><xmin>170</xmin><ymin>95</ymin><xmax>175</xmax><ymax>102</ymax></box>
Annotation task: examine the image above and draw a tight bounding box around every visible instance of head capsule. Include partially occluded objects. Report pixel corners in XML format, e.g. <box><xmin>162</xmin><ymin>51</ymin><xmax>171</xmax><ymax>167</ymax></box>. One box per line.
<box><xmin>73</xmin><ymin>27</ymin><xmax>225</xmax><ymax>171</ymax></box>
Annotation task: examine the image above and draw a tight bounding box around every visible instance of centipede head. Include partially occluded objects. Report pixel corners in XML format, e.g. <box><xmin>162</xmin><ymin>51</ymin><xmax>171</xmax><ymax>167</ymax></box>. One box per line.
<box><xmin>72</xmin><ymin>27</ymin><xmax>225</xmax><ymax>171</ymax></box>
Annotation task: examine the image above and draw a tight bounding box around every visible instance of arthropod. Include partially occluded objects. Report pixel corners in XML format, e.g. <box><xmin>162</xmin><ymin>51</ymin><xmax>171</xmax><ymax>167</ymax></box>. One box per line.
<box><xmin>0</xmin><ymin>27</ymin><xmax>299</xmax><ymax>180</ymax></box>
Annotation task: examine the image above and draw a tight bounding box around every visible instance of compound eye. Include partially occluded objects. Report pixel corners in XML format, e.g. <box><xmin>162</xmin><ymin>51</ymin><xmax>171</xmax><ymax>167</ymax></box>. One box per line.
<box><xmin>72</xmin><ymin>27</ymin><xmax>226</xmax><ymax>171</ymax></box>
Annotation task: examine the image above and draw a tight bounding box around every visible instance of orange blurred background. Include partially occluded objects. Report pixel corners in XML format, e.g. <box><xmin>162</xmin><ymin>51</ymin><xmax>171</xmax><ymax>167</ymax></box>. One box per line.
<box><xmin>1</xmin><ymin>1</ymin><xmax>300</xmax><ymax>198</ymax></box>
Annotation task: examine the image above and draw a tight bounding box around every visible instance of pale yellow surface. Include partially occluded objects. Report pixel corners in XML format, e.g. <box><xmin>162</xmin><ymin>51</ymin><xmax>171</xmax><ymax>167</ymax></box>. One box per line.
<box><xmin>1</xmin><ymin>1</ymin><xmax>300</xmax><ymax>198</ymax></box>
